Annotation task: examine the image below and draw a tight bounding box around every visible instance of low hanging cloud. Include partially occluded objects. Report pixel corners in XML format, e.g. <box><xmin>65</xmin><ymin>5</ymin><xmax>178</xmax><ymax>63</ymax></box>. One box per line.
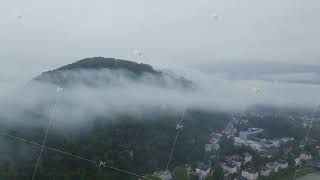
<box><xmin>260</xmin><ymin>72</ymin><xmax>320</xmax><ymax>84</ymax></box>
<box><xmin>0</xmin><ymin>67</ymin><xmax>320</xmax><ymax>127</ymax></box>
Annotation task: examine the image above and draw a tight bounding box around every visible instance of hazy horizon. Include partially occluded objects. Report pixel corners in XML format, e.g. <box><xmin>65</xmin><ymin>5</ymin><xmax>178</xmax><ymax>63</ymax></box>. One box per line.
<box><xmin>1</xmin><ymin>0</ymin><xmax>320</xmax><ymax>87</ymax></box>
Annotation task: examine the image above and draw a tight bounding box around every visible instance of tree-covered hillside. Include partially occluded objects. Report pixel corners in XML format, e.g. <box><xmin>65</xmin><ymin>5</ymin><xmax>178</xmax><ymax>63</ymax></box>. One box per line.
<box><xmin>0</xmin><ymin>58</ymin><xmax>221</xmax><ymax>180</ymax></box>
<box><xmin>0</xmin><ymin>109</ymin><xmax>231</xmax><ymax>180</ymax></box>
<box><xmin>33</xmin><ymin>57</ymin><xmax>193</xmax><ymax>89</ymax></box>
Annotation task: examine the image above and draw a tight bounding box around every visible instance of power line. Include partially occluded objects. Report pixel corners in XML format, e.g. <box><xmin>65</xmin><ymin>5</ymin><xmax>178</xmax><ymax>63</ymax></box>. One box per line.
<box><xmin>0</xmin><ymin>130</ymin><xmax>152</xmax><ymax>179</ymax></box>
<box><xmin>31</xmin><ymin>65</ymin><xmax>70</xmax><ymax>180</ymax></box>
<box><xmin>31</xmin><ymin>102</ymin><xmax>58</xmax><ymax>180</ymax></box>
<box><xmin>105</xmin><ymin>166</ymin><xmax>152</xmax><ymax>180</ymax></box>
<box><xmin>45</xmin><ymin>145</ymin><xmax>97</xmax><ymax>165</ymax></box>
<box><xmin>0</xmin><ymin>131</ymin><xmax>43</xmax><ymax>147</ymax></box>
<box><xmin>0</xmin><ymin>131</ymin><xmax>96</xmax><ymax>164</ymax></box>
<box><xmin>166</xmin><ymin>109</ymin><xmax>186</xmax><ymax>171</ymax></box>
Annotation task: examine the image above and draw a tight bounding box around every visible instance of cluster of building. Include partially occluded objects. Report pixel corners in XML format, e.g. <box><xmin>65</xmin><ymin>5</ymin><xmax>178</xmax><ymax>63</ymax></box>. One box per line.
<box><xmin>205</xmin><ymin>132</ymin><xmax>222</xmax><ymax>153</ymax></box>
<box><xmin>153</xmin><ymin>163</ymin><xmax>211</xmax><ymax>180</ymax></box>
<box><xmin>221</xmin><ymin>155</ymin><xmax>289</xmax><ymax>180</ymax></box>
<box><xmin>153</xmin><ymin>170</ymin><xmax>172</xmax><ymax>180</ymax></box>
<box><xmin>209</xmin><ymin>124</ymin><xmax>294</xmax><ymax>180</ymax></box>
<box><xmin>222</xmin><ymin>153</ymin><xmax>252</xmax><ymax>173</ymax></box>
<box><xmin>190</xmin><ymin>163</ymin><xmax>211</xmax><ymax>180</ymax></box>
<box><xmin>234</xmin><ymin>128</ymin><xmax>294</xmax><ymax>156</ymax></box>
<box><xmin>151</xmin><ymin>114</ymin><xmax>320</xmax><ymax>180</ymax></box>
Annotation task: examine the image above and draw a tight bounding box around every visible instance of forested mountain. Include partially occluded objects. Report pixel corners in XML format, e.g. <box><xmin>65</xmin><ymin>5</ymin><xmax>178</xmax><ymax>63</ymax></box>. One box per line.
<box><xmin>33</xmin><ymin>57</ymin><xmax>193</xmax><ymax>89</ymax></box>
<box><xmin>0</xmin><ymin>57</ymin><xmax>226</xmax><ymax>180</ymax></box>
<box><xmin>34</xmin><ymin>57</ymin><xmax>158</xmax><ymax>82</ymax></box>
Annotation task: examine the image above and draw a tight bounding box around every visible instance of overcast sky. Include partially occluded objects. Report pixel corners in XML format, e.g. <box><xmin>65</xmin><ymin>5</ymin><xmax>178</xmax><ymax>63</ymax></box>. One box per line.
<box><xmin>1</xmin><ymin>0</ymin><xmax>320</xmax><ymax>85</ymax></box>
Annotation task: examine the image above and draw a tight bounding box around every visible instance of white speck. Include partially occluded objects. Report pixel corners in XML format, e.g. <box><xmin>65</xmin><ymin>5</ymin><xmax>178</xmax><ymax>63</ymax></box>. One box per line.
<box><xmin>132</xmin><ymin>49</ymin><xmax>143</xmax><ymax>57</ymax></box>
<box><xmin>210</xmin><ymin>13</ymin><xmax>219</xmax><ymax>21</ymax></box>
<box><xmin>99</xmin><ymin>161</ymin><xmax>106</xmax><ymax>167</ymax></box>
<box><xmin>176</xmin><ymin>124</ymin><xmax>183</xmax><ymax>130</ymax></box>
<box><xmin>251</xmin><ymin>87</ymin><xmax>262</xmax><ymax>94</ymax></box>
<box><xmin>56</xmin><ymin>86</ymin><xmax>63</xmax><ymax>93</ymax></box>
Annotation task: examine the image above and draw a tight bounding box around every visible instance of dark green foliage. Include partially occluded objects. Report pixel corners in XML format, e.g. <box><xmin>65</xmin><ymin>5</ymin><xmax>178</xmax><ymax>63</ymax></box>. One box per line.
<box><xmin>173</xmin><ymin>166</ymin><xmax>189</xmax><ymax>180</ymax></box>
<box><xmin>219</xmin><ymin>136</ymin><xmax>235</xmax><ymax>155</ymax></box>
<box><xmin>32</xmin><ymin>57</ymin><xmax>193</xmax><ymax>89</ymax></box>
<box><xmin>144</xmin><ymin>175</ymin><xmax>162</xmax><ymax>180</ymax></box>
<box><xmin>210</xmin><ymin>165</ymin><xmax>224</xmax><ymax>180</ymax></box>
<box><xmin>0</xmin><ymin>110</ymin><xmax>230</xmax><ymax>180</ymax></box>
<box><xmin>38</xmin><ymin>57</ymin><xmax>158</xmax><ymax>78</ymax></box>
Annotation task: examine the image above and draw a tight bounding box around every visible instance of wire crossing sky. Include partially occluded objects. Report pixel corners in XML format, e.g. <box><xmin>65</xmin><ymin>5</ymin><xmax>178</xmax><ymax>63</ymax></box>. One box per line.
<box><xmin>166</xmin><ymin>109</ymin><xmax>186</xmax><ymax>171</ymax></box>
<box><xmin>30</xmin><ymin>64</ymin><xmax>71</xmax><ymax>180</ymax></box>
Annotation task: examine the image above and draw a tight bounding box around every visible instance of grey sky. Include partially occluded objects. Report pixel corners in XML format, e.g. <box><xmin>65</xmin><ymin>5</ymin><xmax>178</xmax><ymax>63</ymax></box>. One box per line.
<box><xmin>1</xmin><ymin>0</ymin><xmax>320</xmax><ymax>85</ymax></box>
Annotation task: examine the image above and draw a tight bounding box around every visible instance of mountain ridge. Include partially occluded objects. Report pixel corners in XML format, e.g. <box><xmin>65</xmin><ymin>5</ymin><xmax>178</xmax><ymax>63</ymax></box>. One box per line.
<box><xmin>34</xmin><ymin>57</ymin><xmax>160</xmax><ymax>82</ymax></box>
<box><xmin>32</xmin><ymin>57</ymin><xmax>193</xmax><ymax>89</ymax></box>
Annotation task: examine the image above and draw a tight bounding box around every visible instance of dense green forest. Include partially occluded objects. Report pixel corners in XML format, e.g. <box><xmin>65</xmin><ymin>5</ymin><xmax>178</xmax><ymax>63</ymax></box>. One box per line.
<box><xmin>0</xmin><ymin>110</ymin><xmax>230</xmax><ymax>180</ymax></box>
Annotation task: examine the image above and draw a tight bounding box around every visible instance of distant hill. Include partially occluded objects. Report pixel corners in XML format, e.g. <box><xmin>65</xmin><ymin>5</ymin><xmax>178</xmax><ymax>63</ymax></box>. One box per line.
<box><xmin>33</xmin><ymin>57</ymin><xmax>193</xmax><ymax>89</ymax></box>
<box><xmin>34</xmin><ymin>57</ymin><xmax>158</xmax><ymax>82</ymax></box>
<box><xmin>54</xmin><ymin>57</ymin><xmax>158</xmax><ymax>74</ymax></box>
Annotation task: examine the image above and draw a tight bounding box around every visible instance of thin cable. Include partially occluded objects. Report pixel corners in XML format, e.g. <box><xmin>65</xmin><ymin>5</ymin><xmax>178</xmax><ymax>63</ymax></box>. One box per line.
<box><xmin>0</xmin><ymin>131</ymin><xmax>95</xmax><ymax>164</ymax></box>
<box><xmin>0</xmin><ymin>131</ymin><xmax>151</xmax><ymax>178</ymax></box>
<box><xmin>31</xmin><ymin>64</ymin><xmax>71</xmax><ymax>180</ymax></box>
<box><xmin>45</xmin><ymin>146</ymin><xmax>97</xmax><ymax>165</ymax></box>
<box><xmin>166</xmin><ymin>110</ymin><xmax>186</xmax><ymax>171</ymax></box>
<box><xmin>0</xmin><ymin>131</ymin><xmax>42</xmax><ymax>147</ymax></box>
<box><xmin>31</xmin><ymin>102</ymin><xmax>58</xmax><ymax>180</ymax></box>
<box><xmin>106</xmin><ymin>166</ymin><xmax>152</xmax><ymax>180</ymax></box>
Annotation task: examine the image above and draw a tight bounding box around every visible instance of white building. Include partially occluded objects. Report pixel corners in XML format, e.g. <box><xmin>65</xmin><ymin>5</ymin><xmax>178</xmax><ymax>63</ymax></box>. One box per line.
<box><xmin>244</xmin><ymin>153</ymin><xmax>253</xmax><ymax>163</ymax></box>
<box><xmin>196</xmin><ymin>163</ymin><xmax>210</xmax><ymax>180</ymax></box>
<box><xmin>295</xmin><ymin>158</ymin><xmax>302</xmax><ymax>166</ymax></box>
<box><xmin>155</xmin><ymin>170</ymin><xmax>172</xmax><ymax>180</ymax></box>
<box><xmin>262</xmin><ymin>140</ymin><xmax>280</xmax><ymax>148</ymax></box>
<box><xmin>205</xmin><ymin>144</ymin><xmax>212</xmax><ymax>152</ymax></box>
<box><xmin>260</xmin><ymin>166</ymin><xmax>272</xmax><ymax>176</ymax></box>
<box><xmin>231</xmin><ymin>155</ymin><xmax>243</xmax><ymax>169</ymax></box>
<box><xmin>239</xmin><ymin>128</ymin><xmax>263</xmax><ymax>140</ymax></box>
<box><xmin>206</xmin><ymin>132</ymin><xmax>221</xmax><ymax>152</ymax></box>
<box><xmin>222</xmin><ymin>161</ymin><xmax>237</xmax><ymax>174</ymax></box>
<box><xmin>316</xmin><ymin>146</ymin><xmax>320</xmax><ymax>156</ymax></box>
<box><xmin>213</xmin><ymin>143</ymin><xmax>220</xmax><ymax>151</ymax></box>
<box><xmin>274</xmin><ymin>160</ymin><xmax>288</xmax><ymax>171</ymax></box>
<box><xmin>300</xmin><ymin>153</ymin><xmax>312</xmax><ymax>161</ymax></box>
<box><xmin>281</xmin><ymin>137</ymin><xmax>294</xmax><ymax>143</ymax></box>
<box><xmin>246</xmin><ymin>140</ymin><xmax>262</xmax><ymax>151</ymax></box>
<box><xmin>190</xmin><ymin>172</ymin><xmax>201</xmax><ymax>180</ymax></box>
<box><xmin>266</xmin><ymin>162</ymin><xmax>276</xmax><ymax>172</ymax></box>
<box><xmin>234</xmin><ymin>137</ymin><xmax>245</xmax><ymax>146</ymax></box>
<box><xmin>241</xmin><ymin>169</ymin><xmax>259</xmax><ymax>180</ymax></box>
<box><xmin>234</xmin><ymin>138</ymin><xmax>263</xmax><ymax>152</ymax></box>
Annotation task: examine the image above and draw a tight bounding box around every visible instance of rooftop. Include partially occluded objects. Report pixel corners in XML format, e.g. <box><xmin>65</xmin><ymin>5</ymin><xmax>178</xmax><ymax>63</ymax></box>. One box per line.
<box><xmin>243</xmin><ymin>128</ymin><xmax>263</xmax><ymax>133</ymax></box>
<box><xmin>197</xmin><ymin>163</ymin><xmax>210</xmax><ymax>171</ymax></box>
<box><xmin>276</xmin><ymin>159</ymin><xmax>288</xmax><ymax>164</ymax></box>
<box><xmin>224</xmin><ymin>160</ymin><xmax>236</xmax><ymax>168</ymax></box>
<box><xmin>243</xmin><ymin>168</ymin><xmax>258</xmax><ymax>174</ymax></box>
